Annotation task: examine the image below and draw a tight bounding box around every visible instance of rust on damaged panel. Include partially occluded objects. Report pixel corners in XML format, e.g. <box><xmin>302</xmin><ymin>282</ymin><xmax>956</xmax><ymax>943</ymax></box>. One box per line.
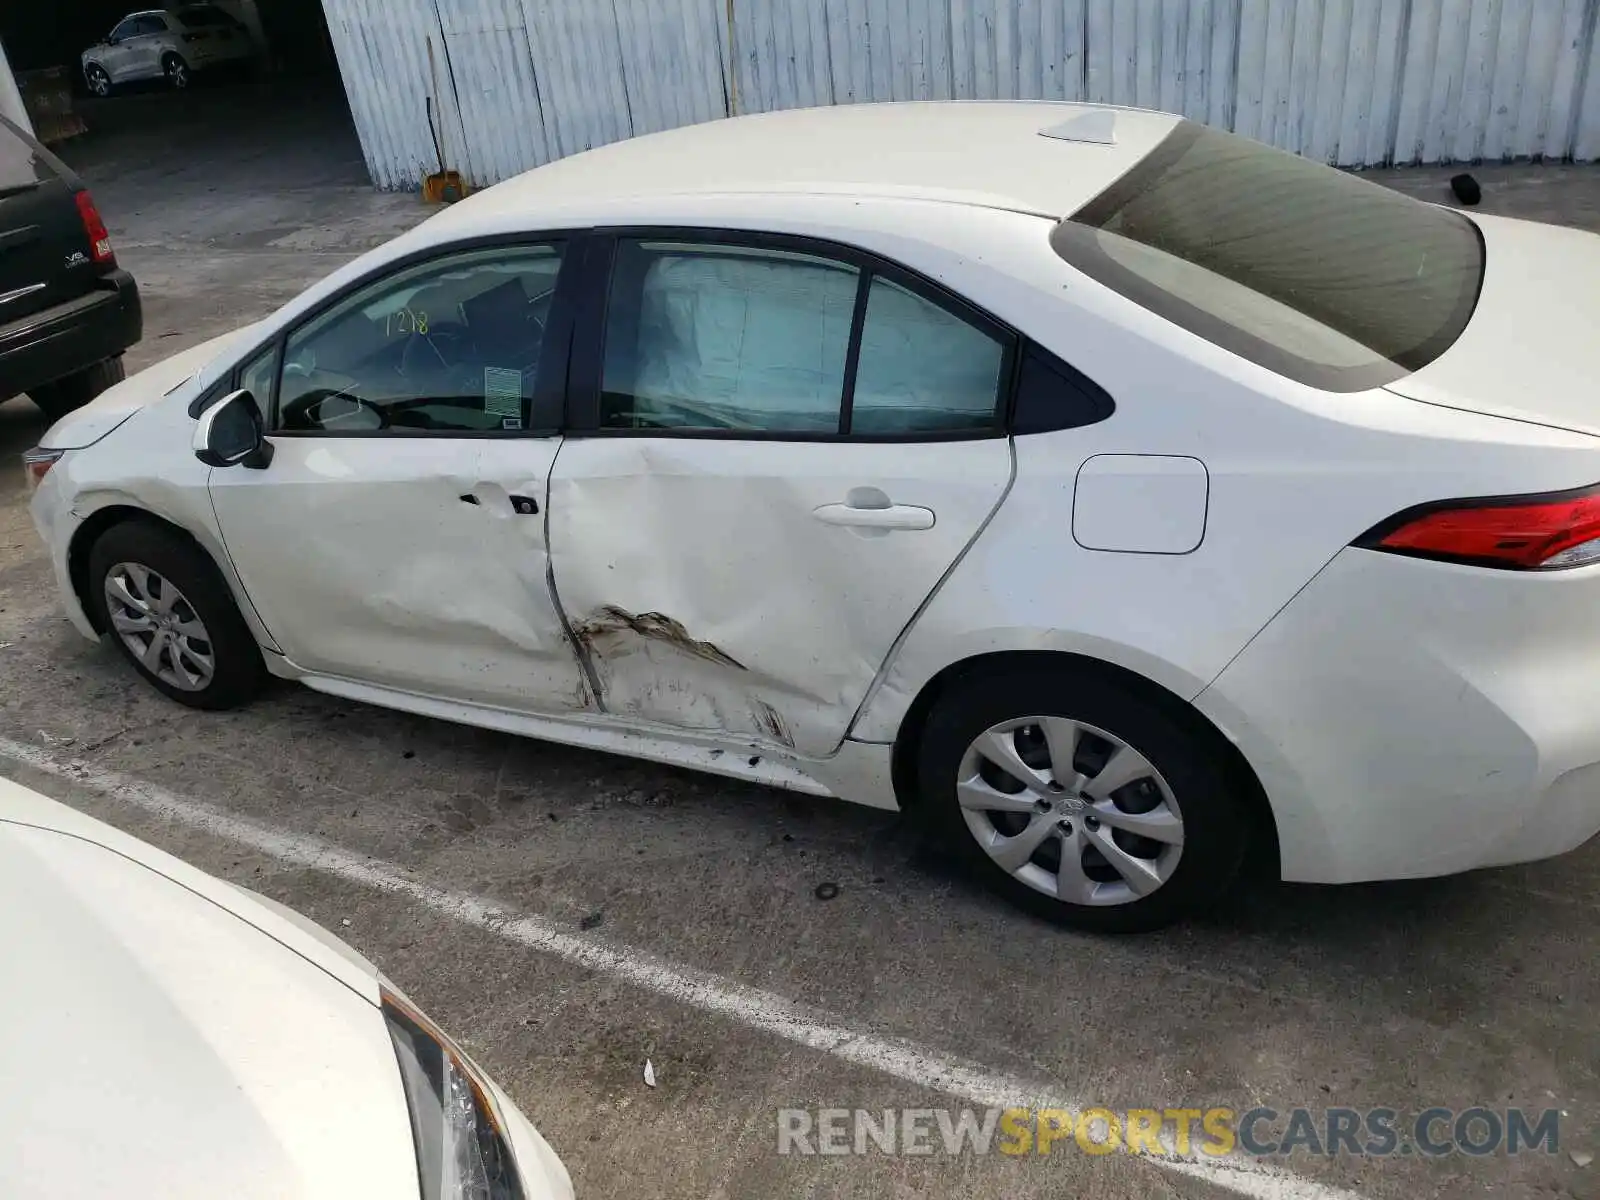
<box><xmin>569</xmin><ymin>605</ymin><xmax>745</xmax><ymax>672</ymax></box>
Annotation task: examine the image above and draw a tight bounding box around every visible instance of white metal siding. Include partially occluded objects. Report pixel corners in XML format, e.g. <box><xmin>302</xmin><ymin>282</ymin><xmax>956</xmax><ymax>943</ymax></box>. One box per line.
<box><xmin>324</xmin><ymin>0</ymin><xmax>1600</xmax><ymax>189</ymax></box>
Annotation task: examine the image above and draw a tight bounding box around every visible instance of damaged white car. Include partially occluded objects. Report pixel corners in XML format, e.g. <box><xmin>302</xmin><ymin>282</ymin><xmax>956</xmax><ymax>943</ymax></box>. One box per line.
<box><xmin>26</xmin><ymin>103</ymin><xmax>1600</xmax><ymax>931</ymax></box>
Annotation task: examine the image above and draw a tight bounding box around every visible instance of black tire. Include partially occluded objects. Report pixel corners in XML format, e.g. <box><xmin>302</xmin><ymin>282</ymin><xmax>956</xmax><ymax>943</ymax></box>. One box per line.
<box><xmin>163</xmin><ymin>53</ymin><xmax>191</xmax><ymax>90</ymax></box>
<box><xmin>916</xmin><ymin>662</ymin><xmax>1249</xmax><ymax>933</ymax></box>
<box><xmin>30</xmin><ymin>357</ymin><xmax>125</xmax><ymax>422</ymax></box>
<box><xmin>87</xmin><ymin>519</ymin><xmax>265</xmax><ymax>710</ymax></box>
<box><xmin>85</xmin><ymin>64</ymin><xmax>113</xmax><ymax>97</ymax></box>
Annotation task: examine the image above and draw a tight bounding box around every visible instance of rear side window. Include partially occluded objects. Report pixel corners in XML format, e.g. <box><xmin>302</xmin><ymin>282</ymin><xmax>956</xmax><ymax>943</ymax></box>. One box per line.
<box><xmin>1051</xmin><ymin>121</ymin><xmax>1485</xmax><ymax>392</ymax></box>
<box><xmin>850</xmin><ymin>275</ymin><xmax>1006</xmax><ymax>434</ymax></box>
<box><xmin>597</xmin><ymin>238</ymin><xmax>1009</xmax><ymax>437</ymax></box>
<box><xmin>601</xmin><ymin>241</ymin><xmax>857</xmax><ymax>433</ymax></box>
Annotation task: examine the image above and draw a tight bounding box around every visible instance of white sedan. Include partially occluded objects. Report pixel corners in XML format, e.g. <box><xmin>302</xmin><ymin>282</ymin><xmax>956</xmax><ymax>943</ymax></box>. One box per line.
<box><xmin>25</xmin><ymin>102</ymin><xmax>1600</xmax><ymax>932</ymax></box>
<box><xmin>0</xmin><ymin>775</ymin><xmax>572</xmax><ymax>1199</ymax></box>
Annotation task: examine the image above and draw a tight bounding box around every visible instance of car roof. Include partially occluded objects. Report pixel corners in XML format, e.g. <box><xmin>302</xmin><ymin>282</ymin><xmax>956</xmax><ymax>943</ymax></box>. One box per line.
<box><xmin>453</xmin><ymin>102</ymin><xmax>1182</xmax><ymax>225</ymax></box>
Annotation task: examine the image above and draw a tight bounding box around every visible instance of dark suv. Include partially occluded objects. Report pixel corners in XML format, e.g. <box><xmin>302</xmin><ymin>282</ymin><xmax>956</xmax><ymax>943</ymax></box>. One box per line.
<box><xmin>0</xmin><ymin>115</ymin><xmax>141</xmax><ymax>423</ymax></box>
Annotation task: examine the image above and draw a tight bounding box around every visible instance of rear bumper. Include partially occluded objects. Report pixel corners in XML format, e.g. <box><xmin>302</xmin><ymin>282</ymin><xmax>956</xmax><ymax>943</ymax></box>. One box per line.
<box><xmin>1197</xmin><ymin>547</ymin><xmax>1600</xmax><ymax>883</ymax></box>
<box><xmin>0</xmin><ymin>271</ymin><xmax>142</xmax><ymax>399</ymax></box>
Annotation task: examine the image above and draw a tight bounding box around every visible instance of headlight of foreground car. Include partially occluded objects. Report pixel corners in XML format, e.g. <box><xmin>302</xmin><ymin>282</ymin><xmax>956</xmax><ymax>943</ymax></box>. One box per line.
<box><xmin>383</xmin><ymin>989</ymin><xmax>525</xmax><ymax>1200</ymax></box>
<box><xmin>22</xmin><ymin>447</ymin><xmax>65</xmax><ymax>495</ymax></box>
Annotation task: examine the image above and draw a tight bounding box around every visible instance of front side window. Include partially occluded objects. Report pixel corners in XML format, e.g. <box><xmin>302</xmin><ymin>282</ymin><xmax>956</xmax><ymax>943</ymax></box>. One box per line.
<box><xmin>238</xmin><ymin>344</ymin><xmax>278</xmax><ymax>404</ymax></box>
<box><xmin>136</xmin><ymin>15</ymin><xmax>169</xmax><ymax>34</ymax></box>
<box><xmin>599</xmin><ymin>238</ymin><xmax>1007</xmax><ymax>436</ymax></box>
<box><xmin>1051</xmin><ymin>121</ymin><xmax>1485</xmax><ymax>392</ymax></box>
<box><xmin>275</xmin><ymin>244</ymin><xmax>563</xmax><ymax>433</ymax></box>
<box><xmin>109</xmin><ymin>18</ymin><xmax>140</xmax><ymax>41</ymax></box>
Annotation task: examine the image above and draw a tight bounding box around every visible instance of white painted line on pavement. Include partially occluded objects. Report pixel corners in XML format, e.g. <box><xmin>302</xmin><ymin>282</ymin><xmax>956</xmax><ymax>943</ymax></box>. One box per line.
<box><xmin>0</xmin><ymin>736</ymin><xmax>1367</xmax><ymax>1200</ymax></box>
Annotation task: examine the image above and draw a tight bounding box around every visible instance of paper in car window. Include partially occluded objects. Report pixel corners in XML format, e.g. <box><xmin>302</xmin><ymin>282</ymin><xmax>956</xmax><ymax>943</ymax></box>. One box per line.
<box><xmin>484</xmin><ymin>367</ymin><xmax>522</xmax><ymax>418</ymax></box>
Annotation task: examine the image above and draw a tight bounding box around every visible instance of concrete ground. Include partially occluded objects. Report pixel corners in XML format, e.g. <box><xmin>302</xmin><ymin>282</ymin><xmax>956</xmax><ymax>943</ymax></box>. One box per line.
<box><xmin>3</xmin><ymin>83</ymin><xmax>1600</xmax><ymax>1200</ymax></box>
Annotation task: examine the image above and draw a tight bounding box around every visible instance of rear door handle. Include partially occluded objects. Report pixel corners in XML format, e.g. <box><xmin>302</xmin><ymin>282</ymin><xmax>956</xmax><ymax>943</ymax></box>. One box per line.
<box><xmin>811</xmin><ymin>502</ymin><xmax>935</xmax><ymax>531</ymax></box>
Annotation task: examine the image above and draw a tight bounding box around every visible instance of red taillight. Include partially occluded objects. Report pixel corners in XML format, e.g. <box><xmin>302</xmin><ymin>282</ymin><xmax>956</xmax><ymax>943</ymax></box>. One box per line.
<box><xmin>74</xmin><ymin>190</ymin><xmax>114</xmax><ymax>266</ymax></box>
<box><xmin>1357</xmin><ymin>484</ymin><xmax>1600</xmax><ymax>570</ymax></box>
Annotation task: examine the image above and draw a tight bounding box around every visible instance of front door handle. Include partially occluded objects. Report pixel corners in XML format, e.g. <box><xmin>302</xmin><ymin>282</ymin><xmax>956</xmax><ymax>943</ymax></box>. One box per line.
<box><xmin>811</xmin><ymin>502</ymin><xmax>935</xmax><ymax>531</ymax></box>
<box><xmin>459</xmin><ymin>491</ymin><xmax>539</xmax><ymax>515</ymax></box>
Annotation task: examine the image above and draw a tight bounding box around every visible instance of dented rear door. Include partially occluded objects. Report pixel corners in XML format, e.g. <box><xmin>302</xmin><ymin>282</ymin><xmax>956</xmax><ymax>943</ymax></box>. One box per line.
<box><xmin>546</xmin><ymin>232</ymin><xmax>1015</xmax><ymax>757</ymax></box>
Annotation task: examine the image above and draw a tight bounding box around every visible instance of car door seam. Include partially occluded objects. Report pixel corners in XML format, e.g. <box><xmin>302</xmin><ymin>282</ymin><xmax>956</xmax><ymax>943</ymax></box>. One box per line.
<box><xmin>839</xmin><ymin>435</ymin><xmax>1019</xmax><ymax>748</ymax></box>
<box><xmin>201</xmin><ymin>473</ymin><xmax>285</xmax><ymax>653</ymax></box>
<box><xmin>541</xmin><ymin>435</ymin><xmax>607</xmax><ymax>712</ymax></box>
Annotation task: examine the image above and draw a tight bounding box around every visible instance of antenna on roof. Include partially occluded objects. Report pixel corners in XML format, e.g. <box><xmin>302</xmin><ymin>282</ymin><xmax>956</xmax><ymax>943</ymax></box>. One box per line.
<box><xmin>1038</xmin><ymin>110</ymin><xmax>1116</xmax><ymax>145</ymax></box>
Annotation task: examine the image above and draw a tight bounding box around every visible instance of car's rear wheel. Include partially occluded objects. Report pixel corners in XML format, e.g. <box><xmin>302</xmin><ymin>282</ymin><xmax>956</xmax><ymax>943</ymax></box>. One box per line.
<box><xmin>29</xmin><ymin>357</ymin><xmax>125</xmax><ymax>422</ymax></box>
<box><xmin>916</xmin><ymin>662</ymin><xmax>1249</xmax><ymax>933</ymax></box>
<box><xmin>87</xmin><ymin>520</ymin><xmax>265</xmax><ymax>710</ymax></box>
<box><xmin>85</xmin><ymin>64</ymin><xmax>112</xmax><ymax>97</ymax></box>
<box><xmin>162</xmin><ymin>54</ymin><xmax>191</xmax><ymax>90</ymax></box>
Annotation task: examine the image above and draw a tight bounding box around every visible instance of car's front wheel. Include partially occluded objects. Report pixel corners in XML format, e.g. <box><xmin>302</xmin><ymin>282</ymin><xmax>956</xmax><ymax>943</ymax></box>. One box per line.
<box><xmin>917</xmin><ymin>661</ymin><xmax>1249</xmax><ymax>933</ymax></box>
<box><xmin>29</xmin><ymin>356</ymin><xmax>124</xmax><ymax>423</ymax></box>
<box><xmin>85</xmin><ymin>64</ymin><xmax>113</xmax><ymax>97</ymax></box>
<box><xmin>87</xmin><ymin>520</ymin><xmax>265</xmax><ymax>710</ymax></box>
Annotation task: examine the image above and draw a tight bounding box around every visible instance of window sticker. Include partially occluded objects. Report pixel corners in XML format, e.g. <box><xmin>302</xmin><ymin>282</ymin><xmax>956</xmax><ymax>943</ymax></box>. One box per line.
<box><xmin>484</xmin><ymin>367</ymin><xmax>523</xmax><ymax>418</ymax></box>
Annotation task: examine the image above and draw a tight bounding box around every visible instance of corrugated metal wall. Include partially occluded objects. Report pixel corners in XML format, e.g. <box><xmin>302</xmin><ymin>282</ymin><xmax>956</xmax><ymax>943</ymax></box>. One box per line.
<box><xmin>322</xmin><ymin>0</ymin><xmax>1600</xmax><ymax>189</ymax></box>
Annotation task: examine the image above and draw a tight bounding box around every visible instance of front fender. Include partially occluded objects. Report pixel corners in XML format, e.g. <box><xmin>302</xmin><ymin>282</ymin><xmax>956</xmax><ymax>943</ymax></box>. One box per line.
<box><xmin>61</xmin><ymin>461</ymin><xmax>282</xmax><ymax>657</ymax></box>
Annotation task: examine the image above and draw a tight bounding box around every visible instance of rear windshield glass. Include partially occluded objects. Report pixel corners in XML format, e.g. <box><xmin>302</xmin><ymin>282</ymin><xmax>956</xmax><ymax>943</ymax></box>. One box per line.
<box><xmin>177</xmin><ymin>5</ymin><xmax>235</xmax><ymax>27</ymax></box>
<box><xmin>1051</xmin><ymin>121</ymin><xmax>1485</xmax><ymax>392</ymax></box>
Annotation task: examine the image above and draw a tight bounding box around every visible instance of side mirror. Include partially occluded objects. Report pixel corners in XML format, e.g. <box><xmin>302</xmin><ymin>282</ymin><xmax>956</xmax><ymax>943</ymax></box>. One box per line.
<box><xmin>193</xmin><ymin>388</ymin><xmax>273</xmax><ymax>469</ymax></box>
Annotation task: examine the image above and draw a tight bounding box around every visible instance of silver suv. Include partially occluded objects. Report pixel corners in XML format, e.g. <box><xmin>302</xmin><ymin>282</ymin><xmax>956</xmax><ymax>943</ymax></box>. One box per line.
<box><xmin>81</xmin><ymin>6</ymin><xmax>255</xmax><ymax>95</ymax></box>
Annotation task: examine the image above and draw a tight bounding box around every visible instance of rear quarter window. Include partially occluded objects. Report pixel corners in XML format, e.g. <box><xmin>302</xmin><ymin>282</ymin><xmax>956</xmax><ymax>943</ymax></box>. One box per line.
<box><xmin>1051</xmin><ymin>121</ymin><xmax>1485</xmax><ymax>393</ymax></box>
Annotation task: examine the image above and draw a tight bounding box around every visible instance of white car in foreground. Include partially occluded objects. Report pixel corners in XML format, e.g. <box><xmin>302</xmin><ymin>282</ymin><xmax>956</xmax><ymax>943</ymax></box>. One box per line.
<box><xmin>0</xmin><ymin>774</ymin><xmax>572</xmax><ymax>1200</ymax></box>
<box><xmin>25</xmin><ymin>102</ymin><xmax>1600</xmax><ymax>931</ymax></box>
